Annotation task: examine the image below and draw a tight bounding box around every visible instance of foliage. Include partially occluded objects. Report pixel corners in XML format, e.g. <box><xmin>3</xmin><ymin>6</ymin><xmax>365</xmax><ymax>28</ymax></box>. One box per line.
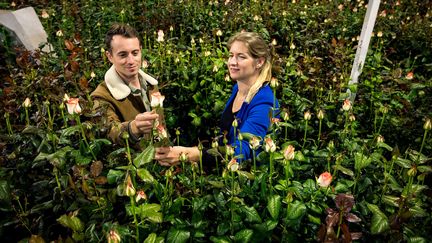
<box><xmin>0</xmin><ymin>0</ymin><xmax>431</xmax><ymax>242</ymax></box>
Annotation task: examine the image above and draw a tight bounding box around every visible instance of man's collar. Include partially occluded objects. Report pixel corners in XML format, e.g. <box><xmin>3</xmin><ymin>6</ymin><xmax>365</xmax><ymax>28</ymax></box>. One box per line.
<box><xmin>104</xmin><ymin>65</ymin><xmax>158</xmax><ymax>100</ymax></box>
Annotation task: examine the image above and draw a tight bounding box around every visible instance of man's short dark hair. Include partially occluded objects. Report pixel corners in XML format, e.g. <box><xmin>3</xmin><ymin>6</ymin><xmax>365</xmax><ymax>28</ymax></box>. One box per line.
<box><xmin>105</xmin><ymin>23</ymin><xmax>141</xmax><ymax>53</ymax></box>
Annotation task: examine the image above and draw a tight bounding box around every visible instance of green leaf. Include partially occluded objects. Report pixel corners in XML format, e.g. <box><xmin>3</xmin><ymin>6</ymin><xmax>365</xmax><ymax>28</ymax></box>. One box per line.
<box><xmin>333</xmin><ymin>164</ymin><xmax>354</xmax><ymax>177</ymax></box>
<box><xmin>34</xmin><ymin>146</ymin><xmax>73</xmax><ymax>168</ymax></box>
<box><xmin>0</xmin><ymin>180</ymin><xmax>11</xmax><ymax>204</ymax></box>
<box><xmin>234</xmin><ymin>229</ymin><xmax>253</xmax><ymax>242</ymax></box>
<box><xmin>30</xmin><ymin>200</ymin><xmax>54</xmax><ymax>214</ymax></box>
<box><xmin>166</xmin><ymin>228</ymin><xmax>190</xmax><ymax>243</ymax></box>
<box><xmin>60</xmin><ymin>125</ymin><xmax>81</xmax><ymax>137</ymax></box>
<box><xmin>294</xmin><ymin>151</ymin><xmax>306</xmax><ymax>162</ymax></box>
<box><xmin>107</xmin><ymin>169</ymin><xmax>125</xmax><ymax>184</ymax></box>
<box><xmin>376</xmin><ymin>142</ymin><xmax>393</xmax><ymax>151</ymax></box>
<box><xmin>208</xmin><ymin>180</ymin><xmax>224</xmax><ymax>188</ymax></box>
<box><xmin>286</xmin><ymin>200</ymin><xmax>306</xmax><ymax>220</ymax></box>
<box><xmin>302</xmin><ymin>179</ymin><xmax>316</xmax><ymax>191</ymax></box>
<box><xmin>241</xmin><ymin>205</ymin><xmax>262</xmax><ymax>223</ymax></box>
<box><xmin>409</xmin><ymin>204</ymin><xmax>427</xmax><ymax>217</ymax></box>
<box><xmin>130</xmin><ymin>204</ymin><xmax>163</xmax><ymax>223</ymax></box>
<box><xmin>381</xmin><ymin>195</ymin><xmax>400</xmax><ymax>207</ymax></box>
<box><xmin>71</xmin><ymin>149</ymin><xmax>92</xmax><ymax>165</ymax></box>
<box><xmin>143</xmin><ymin>233</ymin><xmax>164</xmax><ymax>243</ymax></box>
<box><xmin>367</xmin><ymin>203</ymin><xmax>390</xmax><ymax>234</ymax></box>
<box><xmin>136</xmin><ymin>168</ymin><xmax>155</xmax><ymax>183</ymax></box>
<box><xmin>267</xmin><ymin>194</ymin><xmax>281</xmax><ymax>220</ymax></box>
<box><xmin>354</xmin><ymin>152</ymin><xmax>372</xmax><ymax>171</ymax></box>
<box><xmin>251</xmin><ymin>220</ymin><xmax>278</xmax><ymax>233</ymax></box>
<box><xmin>236</xmin><ymin>170</ymin><xmax>255</xmax><ymax>180</ymax></box>
<box><xmin>407</xmin><ymin>150</ymin><xmax>428</xmax><ymax>164</ymax></box>
<box><xmin>57</xmin><ymin>214</ymin><xmax>84</xmax><ymax>232</ymax></box>
<box><xmin>134</xmin><ymin>145</ymin><xmax>155</xmax><ymax>168</ymax></box>
<box><xmin>417</xmin><ymin>165</ymin><xmax>432</xmax><ymax>173</ymax></box>
<box><xmin>307</xmin><ymin>214</ymin><xmax>321</xmax><ymax>225</ymax></box>
<box><xmin>140</xmin><ymin>203</ymin><xmax>161</xmax><ymax>215</ymax></box>
<box><xmin>147</xmin><ymin>212</ymin><xmax>163</xmax><ymax>223</ymax></box>
<box><xmin>407</xmin><ymin>236</ymin><xmax>427</xmax><ymax>243</ymax></box>
<box><xmin>395</xmin><ymin>157</ymin><xmax>412</xmax><ymax>169</ymax></box>
<box><xmin>209</xmin><ymin>236</ymin><xmax>231</xmax><ymax>243</ymax></box>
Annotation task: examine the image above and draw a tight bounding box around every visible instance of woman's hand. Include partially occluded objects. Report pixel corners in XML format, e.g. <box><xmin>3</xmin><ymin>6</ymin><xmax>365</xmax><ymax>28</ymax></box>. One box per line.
<box><xmin>155</xmin><ymin>146</ymin><xmax>199</xmax><ymax>166</ymax></box>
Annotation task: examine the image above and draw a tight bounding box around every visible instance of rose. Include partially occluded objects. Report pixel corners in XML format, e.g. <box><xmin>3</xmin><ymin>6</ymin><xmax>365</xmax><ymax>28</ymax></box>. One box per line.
<box><xmin>135</xmin><ymin>190</ymin><xmax>147</xmax><ymax>203</ymax></box>
<box><xmin>264</xmin><ymin>137</ymin><xmax>276</xmax><ymax>153</ymax></box>
<box><xmin>270</xmin><ymin>77</ymin><xmax>279</xmax><ymax>88</ymax></box>
<box><xmin>424</xmin><ymin>118</ymin><xmax>431</xmax><ymax>131</ymax></box>
<box><xmin>271</xmin><ymin>117</ymin><xmax>280</xmax><ymax>125</ymax></box>
<box><xmin>232</xmin><ymin>118</ymin><xmax>238</xmax><ymax>128</ymax></box>
<box><xmin>304</xmin><ymin>110</ymin><xmax>311</xmax><ymax>120</ymax></box>
<box><xmin>317</xmin><ymin>172</ymin><xmax>333</xmax><ymax>188</ymax></box>
<box><xmin>150</xmin><ymin>92</ymin><xmax>165</xmax><ymax>108</ymax></box>
<box><xmin>317</xmin><ymin>110</ymin><xmax>324</xmax><ymax>120</ymax></box>
<box><xmin>342</xmin><ymin>99</ymin><xmax>352</xmax><ymax>111</ymax></box>
<box><xmin>283</xmin><ymin>145</ymin><xmax>295</xmax><ymax>161</ymax></box>
<box><xmin>107</xmin><ymin>229</ymin><xmax>121</xmax><ymax>243</ymax></box>
<box><xmin>179</xmin><ymin>152</ymin><xmax>188</xmax><ymax>163</ymax></box>
<box><xmin>249</xmin><ymin>136</ymin><xmax>260</xmax><ymax>150</ymax></box>
<box><xmin>157</xmin><ymin>125</ymin><xmax>168</xmax><ymax>139</ymax></box>
<box><xmin>225</xmin><ymin>145</ymin><xmax>235</xmax><ymax>156</ymax></box>
<box><xmin>227</xmin><ymin>158</ymin><xmax>239</xmax><ymax>172</ymax></box>
<box><xmin>66</xmin><ymin>98</ymin><xmax>82</xmax><ymax>115</ymax></box>
<box><xmin>124</xmin><ymin>175</ymin><xmax>136</xmax><ymax>197</ymax></box>
<box><xmin>23</xmin><ymin>97</ymin><xmax>31</xmax><ymax>108</ymax></box>
<box><xmin>157</xmin><ymin>30</ymin><xmax>164</xmax><ymax>42</ymax></box>
<box><xmin>281</xmin><ymin>109</ymin><xmax>290</xmax><ymax>121</ymax></box>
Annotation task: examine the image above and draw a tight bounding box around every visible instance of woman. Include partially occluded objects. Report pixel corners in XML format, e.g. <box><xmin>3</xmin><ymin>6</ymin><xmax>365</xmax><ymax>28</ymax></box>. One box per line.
<box><xmin>155</xmin><ymin>31</ymin><xmax>279</xmax><ymax>166</ymax></box>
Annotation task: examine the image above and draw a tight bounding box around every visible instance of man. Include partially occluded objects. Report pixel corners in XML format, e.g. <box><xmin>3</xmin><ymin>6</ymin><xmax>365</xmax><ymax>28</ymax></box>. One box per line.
<box><xmin>91</xmin><ymin>23</ymin><xmax>158</xmax><ymax>146</ymax></box>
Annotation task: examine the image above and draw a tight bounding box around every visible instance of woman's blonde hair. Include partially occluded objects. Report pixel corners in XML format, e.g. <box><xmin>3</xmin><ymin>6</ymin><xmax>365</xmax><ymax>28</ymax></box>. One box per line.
<box><xmin>227</xmin><ymin>32</ymin><xmax>272</xmax><ymax>103</ymax></box>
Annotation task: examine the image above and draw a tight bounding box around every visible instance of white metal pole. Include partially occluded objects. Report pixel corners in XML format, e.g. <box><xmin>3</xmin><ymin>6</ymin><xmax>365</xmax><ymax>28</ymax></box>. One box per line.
<box><xmin>347</xmin><ymin>0</ymin><xmax>381</xmax><ymax>102</ymax></box>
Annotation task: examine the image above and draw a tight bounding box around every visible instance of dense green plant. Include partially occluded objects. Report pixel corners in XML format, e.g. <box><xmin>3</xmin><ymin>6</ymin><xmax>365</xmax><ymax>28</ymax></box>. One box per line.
<box><xmin>0</xmin><ymin>0</ymin><xmax>431</xmax><ymax>242</ymax></box>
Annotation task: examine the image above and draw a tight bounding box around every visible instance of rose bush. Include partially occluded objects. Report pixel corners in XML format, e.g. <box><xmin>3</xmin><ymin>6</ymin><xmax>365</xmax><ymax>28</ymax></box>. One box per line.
<box><xmin>0</xmin><ymin>0</ymin><xmax>431</xmax><ymax>242</ymax></box>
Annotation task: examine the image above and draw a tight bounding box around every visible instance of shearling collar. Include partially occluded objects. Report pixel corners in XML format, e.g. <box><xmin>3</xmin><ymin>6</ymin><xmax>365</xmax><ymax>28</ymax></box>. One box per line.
<box><xmin>104</xmin><ymin>65</ymin><xmax>158</xmax><ymax>100</ymax></box>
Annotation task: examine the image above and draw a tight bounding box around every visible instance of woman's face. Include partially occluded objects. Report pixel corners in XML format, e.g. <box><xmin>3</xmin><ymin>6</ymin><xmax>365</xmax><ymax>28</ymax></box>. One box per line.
<box><xmin>227</xmin><ymin>41</ymin><xmax>262</xmax><ymax>84</ymax></box>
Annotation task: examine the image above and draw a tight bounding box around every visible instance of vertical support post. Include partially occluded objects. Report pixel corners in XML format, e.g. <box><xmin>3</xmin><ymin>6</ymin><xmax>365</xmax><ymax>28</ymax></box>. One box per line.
<box><xmin>347</xmin><ymin>0</ymin><xmax>381</xmax><ymax>102</ymax></box>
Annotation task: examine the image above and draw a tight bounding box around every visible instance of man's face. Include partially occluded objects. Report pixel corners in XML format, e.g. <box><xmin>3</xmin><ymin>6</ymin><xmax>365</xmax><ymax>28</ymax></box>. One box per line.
<box><xmin>106</xmin><ymin>35</ymin><xmax>142</xmax><ymax>82</ymax></box>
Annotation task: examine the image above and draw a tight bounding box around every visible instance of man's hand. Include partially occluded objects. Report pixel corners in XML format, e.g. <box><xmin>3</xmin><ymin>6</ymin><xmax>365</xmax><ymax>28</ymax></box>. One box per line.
<box><xmin>130</xmin><ymin>111</ymin><xmax>158</xmax><ymax>136</ymax></box>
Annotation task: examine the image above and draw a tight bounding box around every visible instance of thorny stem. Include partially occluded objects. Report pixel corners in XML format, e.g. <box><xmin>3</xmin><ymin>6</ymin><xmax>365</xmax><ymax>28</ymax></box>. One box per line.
<box><xmin>302</xmin><ymin>120</ymin><xmax>309</xmax><ymax>148</ymax></box>
<box><xmin>230</xmin><ymin>170</ymin><xmax>235</xmax><ymax>236</ymax></box>
<box><xmin>25</xmin><ymin>107</ymin><xmax>30</xmax><ymax>127</ymax></box>
<box><xmin>380</xmin><ymin>156</ymin><xmax>396</xmax><ymax>201</ymax></box>
<box><xmin>252</xmin><ymin>150</ymin><xmax>257</xmax><ymax>173</ymax></box>
<box><xmin>130</xmin><ymin>196</ymin><xmax>139</xmax><ymax>243</ymax></box>
<box><xmin>53</xmin><ymin>167</ymin><xmax>62</xmax><ymax>192</ymax></box>
<box><xmin>76</xmin><ymin>116</ymin><xmax>97</xmax><ymax>161</ymax></box>
<box><xmin>60</xmin><ymin>108</ymin><xmax>67</xmax><ymax>127</ymax></box>
<box><xmin>45</xmin><ymin>102</ymin><xmax>53</xmax><ymax>130</ymax></box>
<box><xmin>215</xmin><ymin>155</ymin><xmax>220</xmax><ymax>176</ymax></box>
<box><xmin>336</xmin><ymin>208</ymin><xmax>344</xmax><ymax>238</ymax></box>
<box><xmin>124</xmin><ymin>136</ymin><xmax>139</xmax><ymax>242</ymax></box>
<box><xmin>5</xmin><ymin>113</ymin><xmax>13</xmax><ymax>135</ymax></box>
<box><xmin>269</xmin><ymin>152</ymin><xmax>274</xmax><ymax>193</ymax></box>
<box><xmin>317</xmin><ymin>119</ymin><xmax>322</xmax><ymax>147</ymax></box>
<box><xmin>377</xmin><ymin>112</ymin><xmax>387</xmax><ymax>136</ymax></box>
<box><xmin>417</xmin><ymin>130</ymin><xmax>428</xmax><ymax>164</ymax></box>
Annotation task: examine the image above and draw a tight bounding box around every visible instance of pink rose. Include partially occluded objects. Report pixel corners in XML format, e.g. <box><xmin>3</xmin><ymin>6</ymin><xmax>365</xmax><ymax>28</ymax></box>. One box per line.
<box><xmin>66</xmin><ymin>98</ymin><xmax>82</xmax><ymax>114</ymax></box>
<box><xmin>150</xmin><ymin>92</ymin><xmax>165</xmax><ymax>108</ymax></box>
<box><xmin>317</xmin><ymin>172</ymin><xmax>332</xmax><ymax>188</ymax></box>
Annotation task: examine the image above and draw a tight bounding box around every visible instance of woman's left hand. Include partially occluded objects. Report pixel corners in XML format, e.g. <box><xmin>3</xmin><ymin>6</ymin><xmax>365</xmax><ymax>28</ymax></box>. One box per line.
<box><xmin>155</xmin><ymin>146</ymin><xmax>199</xmax><ymax>166</ymax></box>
